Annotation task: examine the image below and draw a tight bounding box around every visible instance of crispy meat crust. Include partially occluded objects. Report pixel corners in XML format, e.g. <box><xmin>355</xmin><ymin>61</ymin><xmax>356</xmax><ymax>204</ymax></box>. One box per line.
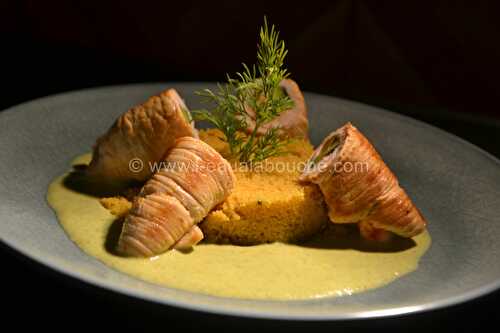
<box><xmin>86</xmin><ymin>89</ymin><xmax>196</xmax><ymax>183</ymax></box>
<box><xmin>300</xmin><ymin>123</ymin><xmax>426</xmax><ymax>238</ymax></box>
<box><xmin>117</xmin><ymin>137</ymin><xmax>235</xmax><ymax>257</ymax></box>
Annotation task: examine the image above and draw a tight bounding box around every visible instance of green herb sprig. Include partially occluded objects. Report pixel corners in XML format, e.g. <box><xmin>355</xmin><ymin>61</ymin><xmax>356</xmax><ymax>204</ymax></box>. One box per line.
<box><xmin>193</xmin><ymin>17</ymin><xmax>293</xmax><ymax>163</ymax></box>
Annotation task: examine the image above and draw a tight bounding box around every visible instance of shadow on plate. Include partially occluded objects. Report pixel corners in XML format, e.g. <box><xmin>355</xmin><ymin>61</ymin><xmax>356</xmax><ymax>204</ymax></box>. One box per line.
<box><xmin>105</xmin><ymin>217</ymin><xmax>124</xmax><ymax>256</ymax></box>
<box><xmin>104</xmin><ymin>218</ymin><xmax>415</xmax><ymax>256</ymax></box>
<box><xmin>195</xmin><ymin>224</ymin><xmax>415</xmax><ymax>253</ymax></box>
<box><xmin>299</xmin><ymin>224</ymin><xmax>416</xmax><ymax>253</ymax></box>
<box><xmin>62</xmin><ymin>164</ymin><xmax>142</xmax><ymax>198</ymax></box>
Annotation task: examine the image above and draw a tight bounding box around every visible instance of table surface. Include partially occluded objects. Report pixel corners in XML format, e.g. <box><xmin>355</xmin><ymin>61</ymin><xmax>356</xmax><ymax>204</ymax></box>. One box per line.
<box><xmin>2</xmin><ymin>96</ymin><xmax>500</xmax><ymax>331</ymax></box>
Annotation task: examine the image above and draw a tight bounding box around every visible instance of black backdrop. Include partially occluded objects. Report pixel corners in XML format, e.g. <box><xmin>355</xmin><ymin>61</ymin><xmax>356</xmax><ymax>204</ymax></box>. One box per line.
<box><xmin>2</xmin><ymin>0</ymin><xmax>500</xmax><ymax>155</ymax></box>
<box><xmin>2</xmin><ymin>0</ymin><xmax>500</xmax><ymax>116</ymax></box>
<box><xmin>2</xmin><ymin>1</ymin><xmax>500</xmax><ymax>331</ymax></box>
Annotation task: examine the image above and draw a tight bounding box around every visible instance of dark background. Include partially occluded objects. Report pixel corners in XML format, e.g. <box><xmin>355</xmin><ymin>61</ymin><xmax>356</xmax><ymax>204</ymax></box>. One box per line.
<box><xmin>2</xmin><ymin>0</ymin><xmax>500</xmax><ymax>331</ymax></box>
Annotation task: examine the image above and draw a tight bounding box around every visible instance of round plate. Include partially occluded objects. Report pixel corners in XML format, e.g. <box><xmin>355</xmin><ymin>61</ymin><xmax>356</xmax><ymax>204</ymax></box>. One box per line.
<box><xmin>1</xmin><ymin>83</ymin><xmax>499</xmax><ymax>320</ymax></box>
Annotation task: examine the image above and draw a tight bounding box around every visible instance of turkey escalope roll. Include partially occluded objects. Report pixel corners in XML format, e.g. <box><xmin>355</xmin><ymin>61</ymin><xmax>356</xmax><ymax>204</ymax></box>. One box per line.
<box><xmin>86</xmin><ymin>89</ymin><xmax>197</xmax><ymax>184</ymax></box>
<box><xmin>118</xmin><ymin>137</ymin><xmax>235</xmax><ymax>257</ymax></box>
<box><xmin>244</xmin><ymin>79</ymin><xmax>309</xmax><ymax>139</ymax></box>
<box><xmin>300</xmin><ymin>123</ymin><xmax>426</xmax><ymax>241</ymax></box>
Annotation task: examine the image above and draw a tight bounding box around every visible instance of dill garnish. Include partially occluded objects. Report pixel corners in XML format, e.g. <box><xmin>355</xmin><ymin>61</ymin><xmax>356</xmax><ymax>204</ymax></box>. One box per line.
<box><xmin>193</xmin><ymin>17</ymin><xmax>293</xmax><ymax>163</ymax></box>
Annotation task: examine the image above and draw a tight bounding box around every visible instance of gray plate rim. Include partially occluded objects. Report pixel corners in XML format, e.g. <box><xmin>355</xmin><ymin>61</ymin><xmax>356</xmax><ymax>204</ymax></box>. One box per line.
<box><xmin>1</xmin><ymin>82</ymin><xmax>499</xmax><ymax>320</ymax></box>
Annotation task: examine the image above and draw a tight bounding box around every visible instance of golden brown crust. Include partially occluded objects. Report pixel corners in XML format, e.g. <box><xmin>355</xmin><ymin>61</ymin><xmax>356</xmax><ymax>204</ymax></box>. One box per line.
<box><xmin>118</xmin><ymin>193</ymin><xmax>192</xmax><ymax>257</ymax></box>
<box><xmin>117</xmin><ymin>137</ymin><xmax>235</xmax><ymax>257</ymax></box>
<box><xmin>173</xmin><ymin>225</ymin><xmax>204</xmax><ymax>251</ymax></box>
<box><xmin>86</xmin><ymin>89</ymin><xmax>196</xmax><ymax>184</ymax></box>
<box><xmin>301</xmin><ymin>123</ymin><xmax>426</xmax><ymax>238</ymax></box>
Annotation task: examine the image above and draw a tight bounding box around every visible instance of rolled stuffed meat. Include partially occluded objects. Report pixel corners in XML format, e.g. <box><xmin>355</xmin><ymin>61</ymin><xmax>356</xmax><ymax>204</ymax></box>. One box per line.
<box><xmin>86</xmin><ymin>89</ymin><xmax>197</xmax><ymax>184</ymax></box>
<box><xmin>173</xmin><ymin>225</ymin><xmax>204</xmax><ymax>251</ymax></box>
<box><xmin>245</xmin><ymin>79</ymin><xmax>308</xmax><ymax>138</ymax></box>
<box><xmin>117</xmin><ymin>137</ymin><xmax>236</xmax><ymax>257</ymax></box>
<box><xmin>300</xmin><ymin>123</ymin><xmax>426</xmax><ymax>241</ymax></box>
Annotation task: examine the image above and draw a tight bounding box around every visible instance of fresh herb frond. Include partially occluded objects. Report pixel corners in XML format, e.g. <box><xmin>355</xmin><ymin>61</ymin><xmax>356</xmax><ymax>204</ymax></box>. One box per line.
<box><xmin>193</xmin><ymin>17</ymin><xmax>293</xmax><ymax>163</ymax></box>
<box><xmin>254</xmin><ymin>127</ymin><xmax>289</xmax><ymax>162</ymax></box>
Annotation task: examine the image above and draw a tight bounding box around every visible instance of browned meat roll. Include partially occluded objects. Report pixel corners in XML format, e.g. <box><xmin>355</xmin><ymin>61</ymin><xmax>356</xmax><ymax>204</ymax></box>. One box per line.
<box><xmin>300</xmin><ymin>123</ymin><xmax>426</xmax><ymax>241</ymax></box>
<box><xmin>86</xmin><ymin>89</ymin><xmax>197</xmax><ymax>184</ymax></box>
<box><xmin>173</xmin><ymin>226</ymin><xmax>204</xmax><ymax>251</ymax></box>
<box><xmin>117</xmin><ymin>137</ymin><xmax>235</xmax><ymax>257</ymax></box>
<box><xmin>245</xmin><ymin>79</ymin><xmax>308</xmax><ymax>138</ymax></box>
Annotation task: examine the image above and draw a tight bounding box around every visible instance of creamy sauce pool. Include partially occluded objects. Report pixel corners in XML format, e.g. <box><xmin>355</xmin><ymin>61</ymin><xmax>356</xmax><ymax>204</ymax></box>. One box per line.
<box><xmin>47</xmin><ymin>154</ymin><xmax>431</xmax><ymax>300</ymax></box>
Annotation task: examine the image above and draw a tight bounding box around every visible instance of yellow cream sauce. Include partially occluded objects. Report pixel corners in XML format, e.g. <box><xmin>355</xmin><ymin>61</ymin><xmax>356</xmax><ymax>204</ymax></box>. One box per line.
<box><xmin>47</xmin><ymin>154</ymin><xmax>430</xmax><ymax>300</ymax></box>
